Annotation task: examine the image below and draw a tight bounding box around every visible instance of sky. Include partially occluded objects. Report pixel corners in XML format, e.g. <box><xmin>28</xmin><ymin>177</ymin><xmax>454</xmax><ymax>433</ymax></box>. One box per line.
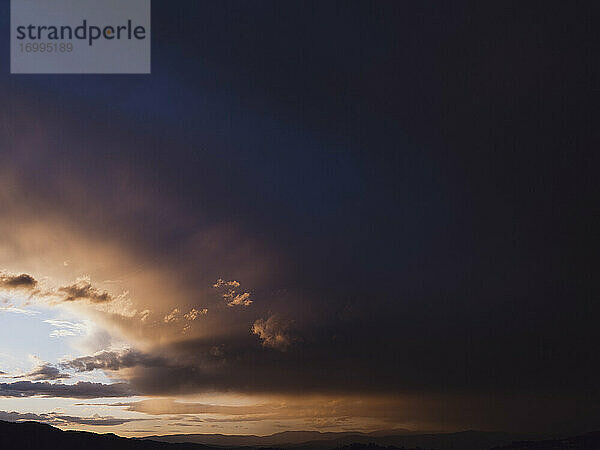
<box><xmin>0</xmin><ymin>0</ymin><xmax>598</xmax><ymax>438</ymax></box>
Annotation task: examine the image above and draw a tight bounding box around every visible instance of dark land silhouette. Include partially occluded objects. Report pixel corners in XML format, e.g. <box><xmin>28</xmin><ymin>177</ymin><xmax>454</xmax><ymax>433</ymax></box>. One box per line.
<box><xmin>490</xmin><ymin>432</ymin><xmax>600</xmax><ymax>449</ymax></box>
<box><xmin>2</xmin><ymin>420</ymin><xmax>600</xmax><ymax>449</ymax></box>
<box><xmin>0</xmin><ymin>420</ymin><xmax>216</xmax><ymax>450</ymax></box>
<box><xmin>141</xmin><ymin>430</ymin><xmax>551</xmax><ymax>449</ymax></box>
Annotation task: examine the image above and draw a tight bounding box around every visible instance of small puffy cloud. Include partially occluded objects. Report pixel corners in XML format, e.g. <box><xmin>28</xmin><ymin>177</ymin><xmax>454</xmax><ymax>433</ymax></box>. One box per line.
<box><xmin>213</xmin><ymin>279</ymin><xmax>240</xmax><ymax>289</ymax></box>
<box><xmin>139</xmin><ymin>309</ymin><xmax>151</xmax><ymax>322</ymax></box>
<box><xmin>184</xmin><ymin>308</ymin><xmax>208</xmax><ymax>321</ymax></box>
<box><xmin>163</xmin><ymin>308</ymin><xmax>180</xmax><ymax>323</ymax></box>
<box><xmin>12</xmin><ymin>363</ymin><xmax>70</xmax><ymax>381</ymax></box>
<box><xmin>252</xmin><ymin>315</ymin><xmax>295</xmax><ymax>351</ymax></box>
<box><xmin>227</xmin><ymin>292</ymin><xmax>252</xmax><ymax>307</ymax></box>
<box><xmin>214</xmin><ymin>278</ymin><xmax>252</xmax><ymax>307</ymax></box>
<box><xmin>57</xmin><ymin>276</ymin><xmax>113</xmax><ymax>303</ymax></box>
<box><xmin>0</xmin><ymin>272</ymin><xmax>38</xmax><ymax>290</ymax></box>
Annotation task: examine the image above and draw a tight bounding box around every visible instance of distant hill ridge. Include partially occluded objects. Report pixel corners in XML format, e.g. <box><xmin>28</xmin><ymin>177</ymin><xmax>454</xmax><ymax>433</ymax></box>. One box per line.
<box><xmin>2</xmin><ymin>420</ymin><xmax>600</xmax><ymax>450</ymax></box>
<box><xmin>490</xmin><ymin>431</ymin><xmax>600</xmax><ymax>449</ymax></box>
<box><xmin>142</xmin><ymin>430</ymin><xmax>547</xmax><ymax>449</ymax></box>
<box><xmin>0</xmin><ymin>420</ymin><xmax>216</xmax><ymax>450</ymax></box>
<box><xmin>142</xmin><ymin>429</ymin><xmax>409</xmax><ymax>447</ymax></box>
<box><xmin>0</xmin><ymin>420</ymin><xmax>425</xmax><ymax>450</ymax></box>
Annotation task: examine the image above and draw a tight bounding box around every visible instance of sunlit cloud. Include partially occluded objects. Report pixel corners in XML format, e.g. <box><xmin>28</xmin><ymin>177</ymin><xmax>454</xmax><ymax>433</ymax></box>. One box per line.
<box><xmin>252</xmin><ymin>315</ymin><xmax>295</xmax><ymax>351</ymax></box>
<box><xmin>163</xmin><ymin>308</ymin><xmax>180</xmax><ymax>323</ymax></box>
<box><xmin>184</xmin><ymin>308</ymin><xmax>207</xmax><ymax>321</ymax></box>
<box><xmin>213</xmin><ymin>279</ymin><xmax>252</xmax><ymax>307</ymax></box>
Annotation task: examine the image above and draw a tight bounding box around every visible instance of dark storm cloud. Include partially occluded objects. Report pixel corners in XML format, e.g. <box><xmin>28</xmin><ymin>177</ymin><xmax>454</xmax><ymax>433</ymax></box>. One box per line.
<box><xmin>0</xmin><ymin>273</ymin><xmax>37</xmax><ymax>290</ymax></box>
<box><xmin>0</xmin><ymin>410</ymin><xmax>142</xmax><ymax>426</ymax></box>
<box><xmin>12</xmin><ymin>363</ymin><xmax>71</xmax><ymax>381</ymax></box>
<box><xmin>0</xmin><ymin>0</ymin><xmax>597</xmax><ymax>433</ymax></box>
<box><xmin>56</xmin><ymin>312</ymin><xmax>600</xmax><ymax>402</ymax></box>
<box><xmin>0</xmin><ymin>381</ymin><xmax>136</xmax><ymax>398</ymax></box>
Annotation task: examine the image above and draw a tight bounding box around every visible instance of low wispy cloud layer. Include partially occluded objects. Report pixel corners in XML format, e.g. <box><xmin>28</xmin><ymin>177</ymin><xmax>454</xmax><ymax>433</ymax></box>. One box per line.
<box><xmin>44</xmin><ymin>319</ymin><xmax>87</xmax><ymax>338</ymax></box>
<box><xmin>0</xmin><ymin>410</ymin><xmax>142</xmax><ymax>426</ymax></box>
<box><xmin>0</xmin><ymin>303</ymin><xmax>40</xmax><ymax>316</ymax></box>
<box><xmin>0</xmin><ymin>381</ymin><xmax>136</xmax><ymax>398</ymax></box>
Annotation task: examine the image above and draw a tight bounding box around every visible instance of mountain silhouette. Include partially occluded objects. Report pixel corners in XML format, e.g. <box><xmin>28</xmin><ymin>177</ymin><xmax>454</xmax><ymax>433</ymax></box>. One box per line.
<box><xmin>0</xmin><ymin>420</ymin><xmax>426</xmax><ymax>450</ymax></box>
<box><xmin>0</xmin><ymin>420</ymin><xmax>217</xmax><ymax>450</ymax></box>
<box><xmin>491</xmin><ymin>432</ymin><xmax>600</xmax><ymax>449</ymax></box>
<box><xmin>142</xmin><ymin>430</ymin><xmax>548</xmax><ymax>449</ymax></box>
<box><xmin>2</xmin><ymin>420</ymin><xmax>599</xmax><ymax>450</ymax></box>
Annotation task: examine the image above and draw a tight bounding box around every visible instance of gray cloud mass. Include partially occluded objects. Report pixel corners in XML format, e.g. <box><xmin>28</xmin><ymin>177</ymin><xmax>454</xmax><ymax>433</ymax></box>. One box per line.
<box><xmin>0</xmin><ymin>381</ymin><xmax>136</xmax><ymax>398</ymax></box>
<box><xmin>61</xmin><ymin>349</ymin><xmax>169</xmax><ymax>373</ymax></box>
<box><xmin>12</xmin><ymin>363</ymin><xmax>71</xmax><ymax>381</ymax></box>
